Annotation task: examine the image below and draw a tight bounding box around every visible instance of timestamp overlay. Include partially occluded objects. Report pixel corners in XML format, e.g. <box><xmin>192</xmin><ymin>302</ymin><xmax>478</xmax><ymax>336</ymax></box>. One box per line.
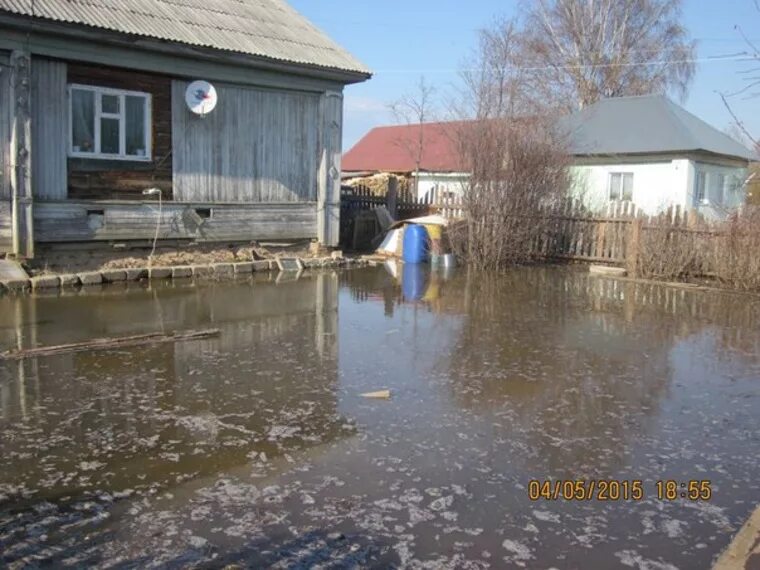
<box><xmin>528</xmin><ymin>480</ymin><xmax>713</xmax><ymax>502</ymax></box>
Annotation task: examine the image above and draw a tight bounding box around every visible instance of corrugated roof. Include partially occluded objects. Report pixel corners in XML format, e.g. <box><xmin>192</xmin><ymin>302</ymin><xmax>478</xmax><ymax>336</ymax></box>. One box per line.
<box><xmin>345</xmin><ymin>96</ymin><xmax>756</xmax><ymax>173</ymax></box>
<box><xmin>559</xmin><ymin>95</ymin><xmax>756</xmax><ymax>161</ymax></box>
<box><xmin>343</xmin><ymin>121</ymin><xmax>469</xmax><ymax>173</ymax></box>
<box><xmin>0</xmin><ymin>0</ymin><xmax>370</xmax><ymax>76</ymax></box>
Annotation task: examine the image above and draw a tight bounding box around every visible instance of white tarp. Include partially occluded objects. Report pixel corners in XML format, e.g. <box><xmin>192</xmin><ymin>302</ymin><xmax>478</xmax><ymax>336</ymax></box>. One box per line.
<box><xmin>388</xmin><ymin>214</ymin><xmax>449</xmax><ymax>230</ymax></box>
<box><xmin>376</xmin><ymin>215</ymin><xmax>449</xmax><ymax>257</ymax></box>
<box><xmin>376</xmin><ymin>227</ymin><xmax>404</xmax><ymax>257</ymax></box>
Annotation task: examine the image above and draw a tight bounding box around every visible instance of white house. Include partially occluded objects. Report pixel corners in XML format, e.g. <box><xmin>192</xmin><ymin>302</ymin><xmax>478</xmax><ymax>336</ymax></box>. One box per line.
<box><xmin>561</xmin><ymin>95</ymin><xmax>756</xmax><ymax>218</ymax></box>
<box><xmin>343</xmin><ymin>96</ymin><xmax>756</xmax><ymax>218</ymax></box>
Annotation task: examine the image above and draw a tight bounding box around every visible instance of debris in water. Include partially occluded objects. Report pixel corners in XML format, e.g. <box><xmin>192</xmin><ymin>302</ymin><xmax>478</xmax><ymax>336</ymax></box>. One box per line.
<box><xmin>362</xmin><ymin>389</ymin><xmax>391</xmax><ymax>399</ymax></box>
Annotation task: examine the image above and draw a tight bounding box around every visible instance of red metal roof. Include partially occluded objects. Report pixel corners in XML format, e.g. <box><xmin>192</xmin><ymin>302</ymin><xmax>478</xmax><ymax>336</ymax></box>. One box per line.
<box><xmin>342</xmin><ymin>121</ymin><xmax>469</xmax><ymax>173</ymax></box>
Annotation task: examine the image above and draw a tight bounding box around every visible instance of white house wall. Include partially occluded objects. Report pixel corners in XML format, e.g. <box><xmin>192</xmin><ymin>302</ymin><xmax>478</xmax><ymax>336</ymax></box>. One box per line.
<box><xmin>570</xmin><ymin>158</ymin><xmax>747</xmax><ymax>217</ymax></box>
<box><xmin>569</xmin><ymin>161</ymin><xmax>682</xmax><ymax>215</ymax></box>
<box><xmin>414</xmin><ymin>173</ymin><xmax>469</xmax><ymax>202</ymax></box>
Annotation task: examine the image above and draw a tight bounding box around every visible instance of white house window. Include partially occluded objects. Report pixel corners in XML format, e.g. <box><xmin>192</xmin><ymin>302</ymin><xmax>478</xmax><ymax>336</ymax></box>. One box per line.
<box><xmin>714</xmin><ymin>173</ymin><xmax>725</xmax><ymax>204</ymax></box>
<box><xmin>695</xmin><ymin>171</ymin><xmax>707</xmax><ymax>204</ymax></box>
<box><xmin>69</xmin><ymin>84</ymin><xmax>151</xmax><ymax>160</ymax></box>
<box><xmin>609</xmin><ymin>172</ymin><xmax>633</xmax><ymax>201</ymax></box>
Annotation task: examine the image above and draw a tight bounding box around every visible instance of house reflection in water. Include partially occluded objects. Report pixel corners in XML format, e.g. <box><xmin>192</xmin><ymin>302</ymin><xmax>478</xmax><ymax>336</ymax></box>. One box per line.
<box><xmin>0</xmin><ymin>272</ymin><xmax>348</xmax><ymax>501</ymax></box>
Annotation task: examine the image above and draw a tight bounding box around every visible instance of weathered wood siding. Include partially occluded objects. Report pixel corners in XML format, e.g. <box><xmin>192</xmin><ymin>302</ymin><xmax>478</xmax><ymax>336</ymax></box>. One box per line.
<box><xmin>318</xmin><ymin>91</ymin><xmax>343</xmax><ymax>246</ymax></box>
<box><xmin>34</xmin><ymin>201</ymin><xmax>317</xmax><ymax>242</ymax></box>
<box><xmin>0</xmin><ymin>202</ymin><xmax>11</xmax><ymax>252</ymax></box>
<box><xmin>31</xmin><ymin>57</ymin><xmax>68</xmax><ymax>201</ymax></box>
<box><xmin>0</xmin><ymin>51</ymin><xmax>10</xmax><ymax>201</ymax></box>
<box><xmin>0</xmin><ymin>50</ymin><xmax>11</xmax><ymax>252</ymax></box>
<box><xmin>172</xmin><ymin>80</ymin><xmax>320</xmax><ymax>203</ymax></box>
<box><xmin>67</xmin><ymin>63</ymin><xmax>173</xmax><ymax>200</ymax></box>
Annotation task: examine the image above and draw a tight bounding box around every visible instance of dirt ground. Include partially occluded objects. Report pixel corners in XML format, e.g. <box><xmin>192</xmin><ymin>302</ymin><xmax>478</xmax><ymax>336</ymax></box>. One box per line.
<box><xmin>29</xmin><ymin>242</ymin><xmax>325</xmax><ymax>274</ymax></box>
<box><xmin>100</xmin><ymin>246</ymin><xmax>275</xmax><ymax>269</ymax></box>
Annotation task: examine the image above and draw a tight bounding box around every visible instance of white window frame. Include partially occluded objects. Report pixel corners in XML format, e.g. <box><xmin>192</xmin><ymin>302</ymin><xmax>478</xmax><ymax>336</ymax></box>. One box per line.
<box><xmin>68</xmin><ymin>84</ymin><xmax>152</xmax><ymax>161</ymax></box>
<box><xmin>695</xmin><ymin>171</ymin><xmax>707</xmax><ymax>204</ymax></box>
<box><xmin>714</xmin><ymin>173</ymin><xmax>725</xmax><ymax>205</ymax></box>
<box><xmin>608</xmin><ymin>172</ymin><xmax>634</xmax><ymax>202</ymax></box>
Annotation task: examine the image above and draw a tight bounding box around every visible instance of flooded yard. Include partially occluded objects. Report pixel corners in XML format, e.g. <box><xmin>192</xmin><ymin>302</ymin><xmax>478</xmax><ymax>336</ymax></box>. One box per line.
<box><xmin>1</xmin><ymin>266</ymin><xmax>759</xmax><ymax>568</ymax></box>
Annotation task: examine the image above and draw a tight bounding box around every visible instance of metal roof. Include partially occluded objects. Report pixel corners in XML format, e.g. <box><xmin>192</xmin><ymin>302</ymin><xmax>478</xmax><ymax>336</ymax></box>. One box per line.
<box><xmin>0</xmin><ymin>0</ymin><xmax>370</xmax><ymax>77</ymax></box>
<box><xmin>343</xmin><ymin>121</ymin><xmax>470</xmax><ymax>173</ymax></box>
<box><xmin>559</xmin><ymin>95</ymin><xmax>756</xmax><ymax>161</ymax></box>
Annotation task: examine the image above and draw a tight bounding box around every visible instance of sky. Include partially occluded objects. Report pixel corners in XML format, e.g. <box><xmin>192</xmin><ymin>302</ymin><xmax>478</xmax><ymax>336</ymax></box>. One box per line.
<box><xmin>289</xmin><ymin>0</ymin><xmax>760</xmax><ymax>151</ymax></box>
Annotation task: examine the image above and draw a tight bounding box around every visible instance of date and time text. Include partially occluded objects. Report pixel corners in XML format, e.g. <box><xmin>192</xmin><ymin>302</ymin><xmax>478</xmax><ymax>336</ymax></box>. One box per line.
<box><xmin>528</xmin><ymin>479</ymin><xmax>712</xmax><ymax>501</ymax></box>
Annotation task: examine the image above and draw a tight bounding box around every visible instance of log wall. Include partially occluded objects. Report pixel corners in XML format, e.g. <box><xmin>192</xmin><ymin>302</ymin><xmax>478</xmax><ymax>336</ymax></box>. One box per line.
<box><xmin>67</xmin><ymin>62</ymin><xmax>173</xmax><ymax>200</ymax></box>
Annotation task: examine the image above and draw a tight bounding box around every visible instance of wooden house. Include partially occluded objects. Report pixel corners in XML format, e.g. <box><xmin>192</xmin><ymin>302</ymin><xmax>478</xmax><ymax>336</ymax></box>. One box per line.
<box><xmin>0</xmin><ymin>0</ymin><xmax>370</xmax><ymax>259</ymax></box>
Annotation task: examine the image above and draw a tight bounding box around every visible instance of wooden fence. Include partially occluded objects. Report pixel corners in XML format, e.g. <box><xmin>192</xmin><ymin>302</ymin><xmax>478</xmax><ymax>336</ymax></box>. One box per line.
<box><xmin>339</xmin><ymin>183</ymin><xmax>737</xmax><ymax>275</ymax></box>
<box><xmin>340</xmin><ymin>184</ymin><xmax>440</xmax><ymax>249</ymax></box>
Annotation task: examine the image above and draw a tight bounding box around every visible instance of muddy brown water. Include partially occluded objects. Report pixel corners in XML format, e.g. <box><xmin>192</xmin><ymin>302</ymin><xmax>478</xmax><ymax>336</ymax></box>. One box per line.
<box><xmin>1</xmin><ymin>266</ymin><xmax>759</xmax><ymax>569</ymax></box>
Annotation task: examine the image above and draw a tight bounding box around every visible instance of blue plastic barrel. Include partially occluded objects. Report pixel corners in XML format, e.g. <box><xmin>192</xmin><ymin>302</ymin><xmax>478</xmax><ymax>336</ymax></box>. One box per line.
<box><xmin>402</xmin><ymin>224</ymin><xmax>429</xmax><ymax>263</ymax></box>
<box><xmin>402</xmin><ymin>262</ymin><xmax>427</xmax><ymax>301</ymax></box>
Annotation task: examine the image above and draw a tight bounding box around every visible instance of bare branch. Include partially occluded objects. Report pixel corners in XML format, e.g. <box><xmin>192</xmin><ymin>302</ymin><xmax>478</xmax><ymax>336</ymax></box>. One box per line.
<box><xmin>720</xmin><ymin>92</ymin><xmax>758</xmax><ymax>148</ymax></box>
<box><xmin>517</xmin><ymin>0</ymin><xmax>697</xmax><ymax>109</ymax></box>
<box><xmin>388</xmin><ymin>76</ymin><xmax>436</xmax><ymax>195</ymax></box>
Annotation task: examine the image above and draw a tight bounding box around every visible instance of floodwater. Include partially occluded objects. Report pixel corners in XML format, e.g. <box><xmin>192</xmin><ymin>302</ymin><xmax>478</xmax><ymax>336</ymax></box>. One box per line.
<box><xmin>1</xmin><ymin>266</ymin><xmax>759</xmax><ymax>569</ymax></box>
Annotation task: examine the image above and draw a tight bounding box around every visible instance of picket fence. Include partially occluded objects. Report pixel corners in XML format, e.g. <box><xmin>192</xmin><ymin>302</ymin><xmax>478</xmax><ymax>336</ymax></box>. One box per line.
<box><xmin>340</xmin><ymin>184</ymin><xmax>726</xmax><ymax>271</ymax></box>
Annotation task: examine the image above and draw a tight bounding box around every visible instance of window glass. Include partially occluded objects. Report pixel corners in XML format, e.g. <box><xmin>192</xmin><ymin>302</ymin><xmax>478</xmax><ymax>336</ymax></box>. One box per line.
<box><xmin>621</xmin><ymin>173</ymin><xmax>633</xmax><ymax>201</ymax></box>
<box><xmin>70</xmin><ymin>86</ymin><xmax>150</xmax><ymax>160</ymax></box>
<box><xmin>125</xmin><ymin>95</ymin><xmax>147</xmax><ymax>157</ymax></box>
<box><xmin>609</xmin><ymin>173</ymin><xmax>621</xmax><ymax>200</ymax></box>
<box><xmin>695</xmin><ymin>172</ymin><xmax>706</xmax><ymax>203</ymax></box>
<box><xmin>100</xmin><ymin>117</ymin><xmax>120</xmax><ymax>154</ymax></box>
<box><xmin>714</xmin><ymin>173</ymin><xmax>725</xmax><ymax>204</ymax></box>
<box><xmin>609</xmin><ymin>172</ymin><xmax>633</xmax><ymax>201</ymax></box>
<box><xmin>71</xmin><ymin>89</ymin><xmax>95</xmax><ymax>153</ymax></box>
<box><xmin>101</xmin><ymin>94</ymin><xmax>120</xmax><ymax>115</ymax></box>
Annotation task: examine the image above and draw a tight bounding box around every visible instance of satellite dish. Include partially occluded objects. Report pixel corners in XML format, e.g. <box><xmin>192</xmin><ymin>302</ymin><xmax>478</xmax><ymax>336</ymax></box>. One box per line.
<box><xmin>185</xmin><ymin>80</ymin><xmax>218</xmax><ymax>116</ymax></box>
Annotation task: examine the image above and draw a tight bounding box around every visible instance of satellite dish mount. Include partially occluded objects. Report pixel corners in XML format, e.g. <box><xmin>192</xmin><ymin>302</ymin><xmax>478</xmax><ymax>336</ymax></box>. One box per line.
<box><xmin>185</xmin><ymin>80</ymin><xmax>218</xmax><ymax>117</ymax></box>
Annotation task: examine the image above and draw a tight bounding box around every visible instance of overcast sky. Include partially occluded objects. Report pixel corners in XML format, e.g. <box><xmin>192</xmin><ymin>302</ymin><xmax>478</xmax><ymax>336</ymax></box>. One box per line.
<box><xmin>289</xmin><ymin>0</ymin><xmax>760</xmax><ymax>150</ymax></box>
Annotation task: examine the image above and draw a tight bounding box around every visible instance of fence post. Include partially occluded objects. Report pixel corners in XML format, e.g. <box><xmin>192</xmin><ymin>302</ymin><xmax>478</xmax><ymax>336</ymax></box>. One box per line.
<box><xmin>387</xmin><ymin>176</ymin><xmax>398</xmax><ymax>220</ymax></box>
<box><xmin>627</xmin><ymin>217</ymin><xmax>643</xmax><ymax>278</ymax></box>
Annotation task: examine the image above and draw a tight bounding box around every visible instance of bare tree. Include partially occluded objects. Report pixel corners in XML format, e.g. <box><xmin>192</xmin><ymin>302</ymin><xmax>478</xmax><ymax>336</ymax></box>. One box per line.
<box><xmin>389</xmin><ymin>76</ymin><xmax>435</xmax><ymax>197</ymax></box>
<box><xmin>720</xmin><ymin>1</ymin><xmax>759</xmax><ymax>149</ymax></box>
<box><xmin>518</xmin><ymin>0</ymin><xmax>697</xmax><ymax>110</ymax></box>
<box><xmin>450</xmin><ymin>27</ymin><xmax>571</xmax><ymax>270</ymax></box>
<box><xmin>457</xmin><ymin>19</ymin><xmax>540</xmax><ymax>119</ymax></box>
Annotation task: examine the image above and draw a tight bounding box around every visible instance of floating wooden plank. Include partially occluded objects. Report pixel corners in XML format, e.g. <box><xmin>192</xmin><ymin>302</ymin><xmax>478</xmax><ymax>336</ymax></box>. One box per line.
<box><xmin>712</xmin><ymin>505</ymin><xmax>760</xmax><ymax>570</ymax></box>
<box><xmin>362</xmin><ymin>390</ymin><xmax>391</xmax><ymax>399</ymax></box>
<box><xmin>589</xmin><ymin>265</ymin><xmax>627</xmax><ymax>276</ymax></box>
<box><xmin>1</xmin><ymin>328</ymin><xmax>221</xmax><ymax>360</ymax></box>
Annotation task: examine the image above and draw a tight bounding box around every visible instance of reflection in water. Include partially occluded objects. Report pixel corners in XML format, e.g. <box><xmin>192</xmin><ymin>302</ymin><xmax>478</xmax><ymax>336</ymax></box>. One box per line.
<box><xmin>1</xmin><ymin>267</ymin><xmax>759</xmax><ymax>568</ymax></box>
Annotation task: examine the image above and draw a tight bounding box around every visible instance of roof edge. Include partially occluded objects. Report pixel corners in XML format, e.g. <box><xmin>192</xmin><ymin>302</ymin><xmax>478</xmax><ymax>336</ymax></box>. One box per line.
<box><xmin>0</xmin><ymin>11</ymin><xmax>373</xmax><ymax>84</ymax></box>
<box><xmin>570</xmin><ymin>148</ymin><xmax>753</xmax><ymax>164</ymax></box>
